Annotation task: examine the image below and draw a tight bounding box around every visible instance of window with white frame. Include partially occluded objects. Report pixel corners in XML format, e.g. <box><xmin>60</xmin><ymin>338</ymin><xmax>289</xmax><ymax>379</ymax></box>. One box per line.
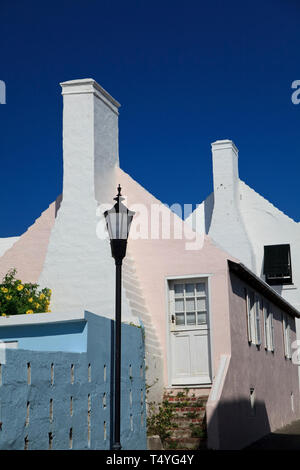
<box><xmin>282</xmin><ymin>312</ymin><xmax>292</xmax><ymax>359</ymax></box>
<box><xmin>245</xmin><ymin>289</ymin><xmax>261</xmax><ymax>346</ymax></box>
<box><xmin>169</xmin><ymin>279</ymin><xmax>208</xmax><ymax>328</ymax></box>
<box><xmin>263</xmin><ymin>301</ymin><xmax>275</xmax><ymax>352</ymax></box>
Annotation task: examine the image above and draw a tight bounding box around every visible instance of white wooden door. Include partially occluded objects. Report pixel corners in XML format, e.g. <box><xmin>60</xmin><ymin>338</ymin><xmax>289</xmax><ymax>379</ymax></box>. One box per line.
<box><xmin>169</xmin><ymin>279</ymin><xmax>211</xmax><ymax>385</ymax></box>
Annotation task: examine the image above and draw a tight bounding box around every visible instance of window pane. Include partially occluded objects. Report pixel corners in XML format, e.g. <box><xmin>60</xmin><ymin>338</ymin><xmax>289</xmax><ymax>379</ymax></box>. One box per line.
<box><xmin>175</xmin><ymin>312</ymin><xmax>185</xmax><ymax>326</ymax></box>
<box><xmin>186</xmin><ymin>312</ymin><xmax>196</xmax><ymax>325</ymax></box>
<box><xmin>174</xmin><ymin>284</ymin><xmax>184</xmax><ymax>297</ymax></box>
<box><xmin>175</xmin><ymin>299</ymin><xmax>184</xmax><ymax>312</ymax></box>
<box><xmin>185</xmin><ymin>284</ymin><xmax>194</xmax><ymax>297</ymax></box>
<box><xmin>186</xmin><ymin>298</ymin><xmax>195</xmax><ymax>311</ymax></box>
<box><xmin>196</xmin><ymin>283</ymin><xmax>206</xmax><ymax>294</ymax></box>
<box><xmin>197</xmin><ymin>298</ymin><xmax>206</xmax><ymax>311</ymax></box>
<box><xmin>197</xmin><ymin>312</ymin><xmax>207</xmax><ymax>324</ymax></box>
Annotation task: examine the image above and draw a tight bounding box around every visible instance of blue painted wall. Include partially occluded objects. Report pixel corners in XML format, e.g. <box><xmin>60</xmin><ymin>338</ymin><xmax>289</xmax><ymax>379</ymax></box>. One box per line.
<box><xmin>0</xmin><ymin>320</ymin><xmax>87</xmax><ymax>352</ymax></box>
<box><xmin>0</xmin><ymin>312</ymin><xmax>146</xmax><ymax>450</ymax></box>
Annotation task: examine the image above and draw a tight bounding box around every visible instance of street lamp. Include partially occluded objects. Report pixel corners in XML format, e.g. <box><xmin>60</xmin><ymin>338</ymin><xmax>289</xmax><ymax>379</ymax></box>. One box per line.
<box><xmin>104</xmin><ymin>185</ymin><xmax>135</xmax><ymax>451</ymax></box>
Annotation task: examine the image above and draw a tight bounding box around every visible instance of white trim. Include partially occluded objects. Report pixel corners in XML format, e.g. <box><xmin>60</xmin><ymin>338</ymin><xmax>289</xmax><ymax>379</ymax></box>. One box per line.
<box><xmin>165</xmin><ymin>278</ymin><xmax>172</xmax><ymax>387</ymax></box>
<box><xmin>245</xmin><ymin>289</ymin><xmax>252</xmax><ymax>342</ymax></box>
<box><xmin>166</xmin><ymin>273</ymin><xmax>213</xmax><ymax>281</ymax></box>
<box><xmin>210</xmin><ymin>354</ymin><xmax>229</xmax><ymax>402</ymax></box>
<box><xmin>269</xmin><ymin>309</ymin><xmax>275</xmax><ymax>352</ymax></box>
<box><xmin>245</xmin><ymin>288</ymin><xmax>262</xmax><ymax>346</ymax></box>
<box><xmin>0</xmin><ymin>340</ymin><xmax>18</xmax><ymax>349</ymax></box>
<box><xmin>0</xmin><ymin>311</ymin><xmax>86</xmax><ymax>328</ymax></box>
<box><xmin>207</xmin><ymin>276</ymin><xmax>214</xmax><ymax>382</ymax></box>
<box><xmin>254</xmin><ymin>294</ymin><xmax>262</xmax><ymax>346</ymax></box>
<box><xmin>165</xmin><ymin>274</ymin><xmax>214</xmax><ymax>388</ymax></box>
<box><xmin>283</xmin><ymin>312</ymin><xmax>292</xmax><ymax>359</ymax></box>
<box><xmin>263</xmin><ymin>301</ymin><xmax>268</xmax><ymax>350</ymax></box>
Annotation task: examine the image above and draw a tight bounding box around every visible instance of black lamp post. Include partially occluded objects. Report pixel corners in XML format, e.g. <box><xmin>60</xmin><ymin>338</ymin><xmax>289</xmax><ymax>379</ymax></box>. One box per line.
<box><xmin>104</xmin><ymin>185</ymin><xmax>135</xmax><ymax>451</ymax></box>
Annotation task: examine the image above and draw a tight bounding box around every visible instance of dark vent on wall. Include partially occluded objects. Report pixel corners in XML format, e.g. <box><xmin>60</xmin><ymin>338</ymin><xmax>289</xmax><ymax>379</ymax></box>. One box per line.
<box><xmin>263</xmin><ymin>244</ymin><xmax>292</xmax><ymax>286</ymax></box>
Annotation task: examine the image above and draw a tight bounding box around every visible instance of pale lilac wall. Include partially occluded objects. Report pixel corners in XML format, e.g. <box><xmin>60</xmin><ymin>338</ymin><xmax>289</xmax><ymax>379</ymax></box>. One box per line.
<box><xmin>208</xmin><ymin>271</ymin><xmax>300</xmax><ymax>449</ymax></box>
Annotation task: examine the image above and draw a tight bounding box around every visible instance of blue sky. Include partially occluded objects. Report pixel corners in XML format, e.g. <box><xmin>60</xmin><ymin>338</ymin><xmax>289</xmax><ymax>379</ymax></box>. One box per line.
<box><xmin>0</xmin><ymin>0</ymin><xmax>299</xmax><ymax>236</ymax></box>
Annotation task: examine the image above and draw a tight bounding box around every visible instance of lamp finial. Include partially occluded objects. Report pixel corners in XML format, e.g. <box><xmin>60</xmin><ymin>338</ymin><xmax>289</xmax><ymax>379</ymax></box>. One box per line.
<box><xmin>114</xmin><ymin>184</ymin><xmax>124</xmax><ymax>203</ymax></box>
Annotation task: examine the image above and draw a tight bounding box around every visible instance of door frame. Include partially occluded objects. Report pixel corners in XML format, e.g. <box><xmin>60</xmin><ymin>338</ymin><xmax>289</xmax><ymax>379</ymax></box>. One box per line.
<box><xmin>165</xmin><ymin>274</ymin><xmax>214</xmax><ymax>388</ymax></box>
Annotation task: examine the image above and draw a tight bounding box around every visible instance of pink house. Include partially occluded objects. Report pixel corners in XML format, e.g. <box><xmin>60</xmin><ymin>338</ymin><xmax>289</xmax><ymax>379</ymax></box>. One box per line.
<box><xmin>0</xmin><ymin>78</ymin><xmax>299</xmax><ymax>449</ymax></box>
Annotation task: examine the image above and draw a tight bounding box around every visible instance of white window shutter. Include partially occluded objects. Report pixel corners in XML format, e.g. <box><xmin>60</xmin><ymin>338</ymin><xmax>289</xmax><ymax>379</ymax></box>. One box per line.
<box><xmin>270</xmin><ymin>311</ymin><xmax>275</xmax><ymax>352</ymax></box>
<box><xmin>263</xmin><ymin>301</ymin><xmax>268</xmax><ymax>350</ymax></box>
<box><xmin>255</xmin><ymin>295</ymin><xmax>262</xmax><ymax>346</ymax></box>
<box><xmin>245</xmin><ymin>288</ymin><xmax>252</xmax><ymax>342</ymax></box>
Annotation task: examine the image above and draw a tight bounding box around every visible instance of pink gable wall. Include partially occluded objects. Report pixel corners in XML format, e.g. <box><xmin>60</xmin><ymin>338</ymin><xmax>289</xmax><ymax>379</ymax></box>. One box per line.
<box><xmin>0</xmin><ymin>200</ymin><xmax>58</xmax><ymax>283</ymax></box>
<box><xmin>117</xmin><ymin>167</ymin><xmax>234</xmax><ymax>382</ymax></box>
<box><xmin>0</xmin><ymin>165</ymin><xmax>235</xmax><ymax>387</ymax></box>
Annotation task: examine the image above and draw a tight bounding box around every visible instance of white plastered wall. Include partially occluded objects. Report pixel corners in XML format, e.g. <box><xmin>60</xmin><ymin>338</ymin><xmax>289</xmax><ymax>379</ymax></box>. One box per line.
<box><xmin>0</xmin><ymin>237</ymin><xmax>19</xmax><ymax>258</ymax></box>
<box><xmin>38</xmin><ymin>79</ymin><xmax>134</xmax><ymax>321</ymax></box>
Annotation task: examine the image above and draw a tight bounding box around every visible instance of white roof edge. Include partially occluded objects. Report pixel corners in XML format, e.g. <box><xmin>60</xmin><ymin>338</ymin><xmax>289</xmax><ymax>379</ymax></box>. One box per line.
<box><xmin>0</xmin><ymin>311</ymin><xmax>86</xmax><ymax>328</ymax></box>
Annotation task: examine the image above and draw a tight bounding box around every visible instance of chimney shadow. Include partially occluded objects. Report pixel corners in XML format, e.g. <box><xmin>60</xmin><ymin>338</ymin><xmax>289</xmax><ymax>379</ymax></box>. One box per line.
<box><xmin>204</xmin><ymin>192</ymin><xmax>214</xmax><ymax>234</ymax></box>
<box><xmin>55</xmin><ymin>194</ymin><xmax>63</xmax><ymax>217</ymax></box>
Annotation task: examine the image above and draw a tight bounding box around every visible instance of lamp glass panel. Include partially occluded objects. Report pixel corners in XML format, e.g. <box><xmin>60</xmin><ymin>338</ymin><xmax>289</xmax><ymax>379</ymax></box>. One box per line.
<box><xmin>106</xmin><ymin>211</ymin><xmax>132</xmax><ymax>239</ymax></box>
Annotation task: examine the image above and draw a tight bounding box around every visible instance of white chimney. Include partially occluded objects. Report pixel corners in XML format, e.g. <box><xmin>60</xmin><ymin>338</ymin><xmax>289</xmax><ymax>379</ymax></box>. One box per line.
<box><xmin>60</xmin><ymin>78</ymin><xmax>120</xmax><ymax>205</ymax></box>
<box><xmin>208</xmin><ymin>140</ymin><xmax>255</xmax><ymax>269</ymax></box>
<box><xmin>38</xmin><ymin>79</ymin><xmax>133</xmax><ymax>320</ymax></box>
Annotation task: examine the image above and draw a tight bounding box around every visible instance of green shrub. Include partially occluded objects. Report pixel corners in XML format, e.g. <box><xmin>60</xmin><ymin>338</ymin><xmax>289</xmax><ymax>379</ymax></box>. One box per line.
<box><xmin>0</xmin><ymin>269</ymin><xmax>51</xmax><ymax>316</ymax></box>
<box><xmin>147</xmin><ymin>400</ymin><xmax>177</xmax><ymax>443</ymax></box>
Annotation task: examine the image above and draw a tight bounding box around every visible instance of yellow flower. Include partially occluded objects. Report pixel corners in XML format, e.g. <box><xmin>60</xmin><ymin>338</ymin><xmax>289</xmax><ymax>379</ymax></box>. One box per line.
<box><xmin>5</xmin><ymin>295</ymin><xmax>12</xmax><ymax>301</ymax></box>
<box><xmin>1</xmin><ymin>287</ymin><xmax>8</xmax><ymax>293</ymax></box>
<box><xmin>26</xmin><ymin>310</ymin><xmax>34</xmax><ymax>314</ymax></box>
<box><xmin>35</xmin><ymin>303</ymin><xmax>40</xmax><ymax>308</ymax></box>
<box><xmin>28</xmin><ymin>298</ymin><xmax>33</xmax><ymax>303</ymax></box>
<box><xmin>1</xmin><ymin>313</ymin><xmax>6</xmax><ymax>317</ymax></box>
<box><xmin>39</xmin><ymin>293</ymin><xmax>45</xmax><ymax>300</ymax></box>
<box><xmin>17</xmin><ymin>284</ymin><xmax>24</xmax><ymax>291</ymax></box>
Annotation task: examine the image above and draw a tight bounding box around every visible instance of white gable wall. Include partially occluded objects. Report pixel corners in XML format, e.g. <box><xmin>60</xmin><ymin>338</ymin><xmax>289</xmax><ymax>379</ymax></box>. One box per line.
<box><xmin>0</xmin><ymin>237</ymin><xmax>19</xmax><ymax>258</ymax></box>
<box><xmin>239</xmin><ymin>180</ymin><xmax>300</xmax><ymax>310</ymax></box>
<box><xmin>186</xmin><ymin>139</ymin><xmax>300</xmax><ymax>329</ymax></box>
